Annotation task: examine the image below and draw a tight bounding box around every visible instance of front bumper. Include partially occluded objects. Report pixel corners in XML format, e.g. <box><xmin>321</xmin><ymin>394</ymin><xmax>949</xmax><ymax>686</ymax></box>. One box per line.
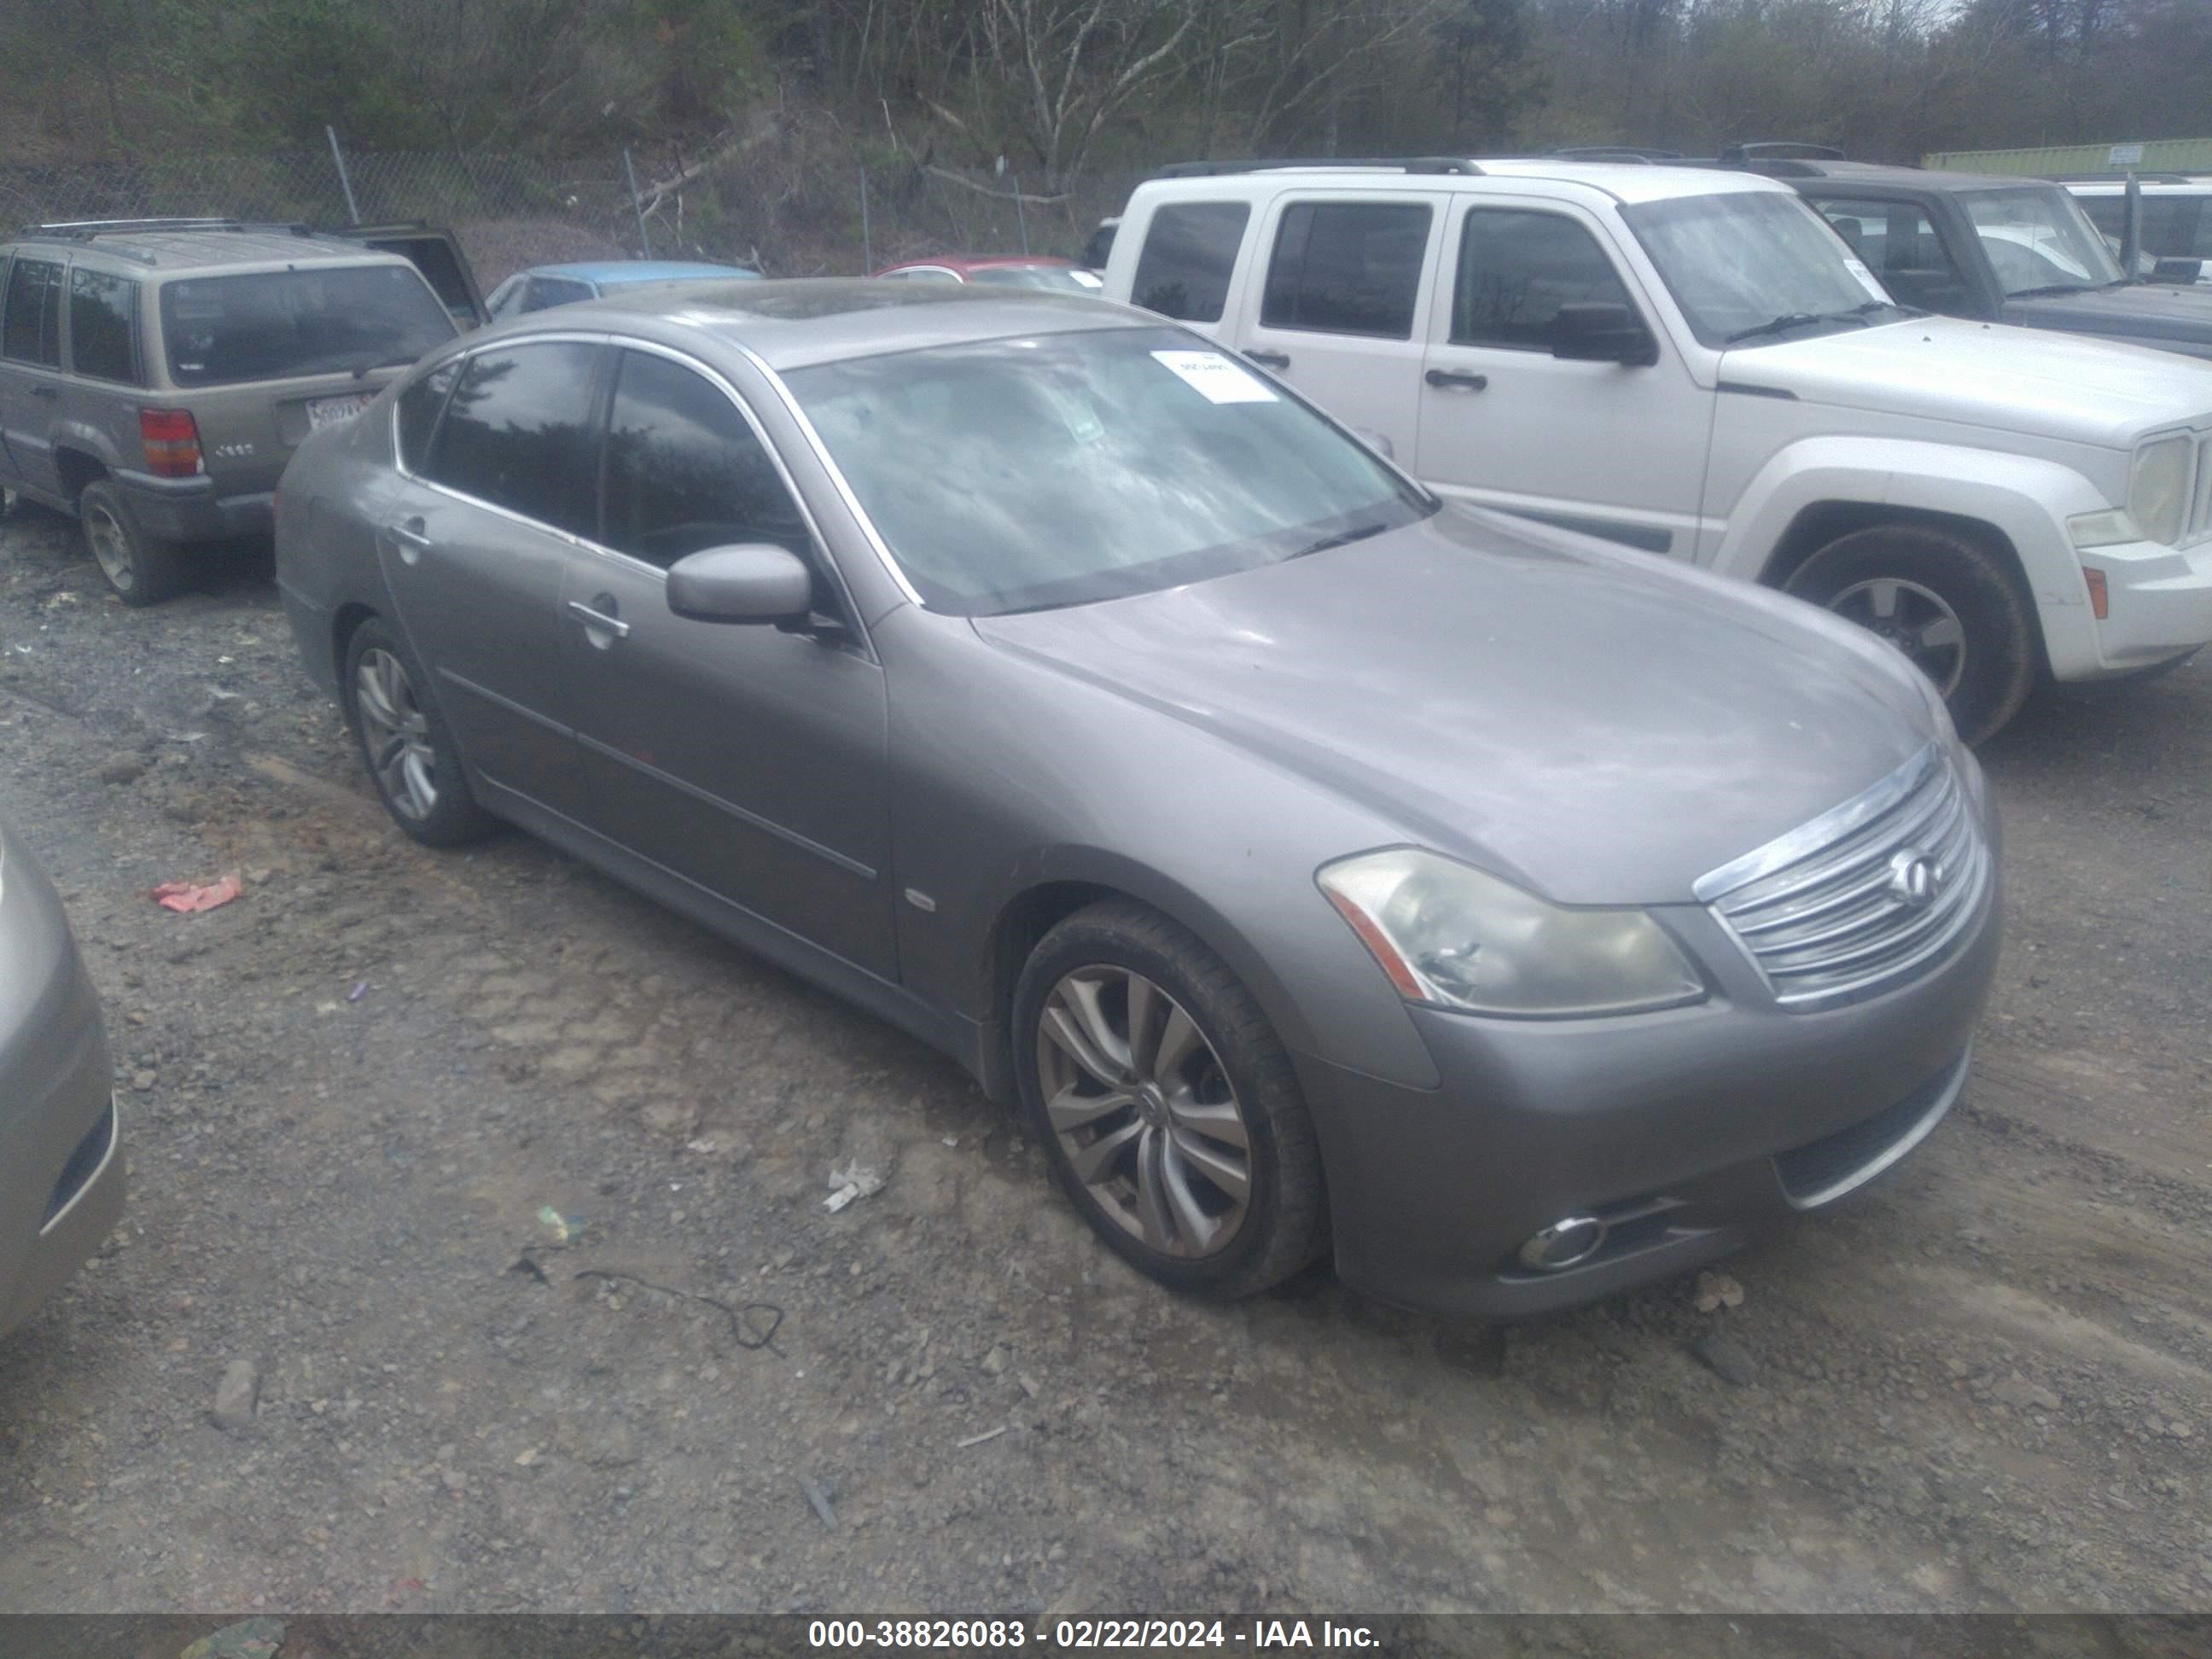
<box><xmin>1297</xmin><ymin>867</ymin><xmax>2001</xmax><ymax>1319</ymax></box>
<box><xmin>2076</xmin><ymin>536</ymin><xmax>2212</xmax><ymax>674</ymax></box>
<box><xmin>111</xmin><ymin>469</ymin><xmax>272</xmax><ymax>544</ymax></box>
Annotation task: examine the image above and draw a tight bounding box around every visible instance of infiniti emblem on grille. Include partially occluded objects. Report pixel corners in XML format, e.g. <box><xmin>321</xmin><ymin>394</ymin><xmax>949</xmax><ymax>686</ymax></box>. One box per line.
<box><xmin>1886</xmin><ymin>848</ymin><xmax>1943</xmax><ymax>908</ymax></box>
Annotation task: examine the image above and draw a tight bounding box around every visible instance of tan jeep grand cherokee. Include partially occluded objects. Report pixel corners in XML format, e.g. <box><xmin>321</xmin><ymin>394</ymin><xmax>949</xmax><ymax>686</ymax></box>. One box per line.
<box><xmin>0</xmin><ymin>219</ymin><xmax>460</xmax><ymax>604</ymax></box>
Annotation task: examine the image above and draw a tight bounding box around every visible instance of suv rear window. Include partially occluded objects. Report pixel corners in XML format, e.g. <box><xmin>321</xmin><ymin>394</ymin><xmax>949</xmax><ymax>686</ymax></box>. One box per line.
<box><xmin>1131</xmin><ymin>203</ymin><xmax>1250</xmax><ymax>323</ymax></box>
<box><xmin>1262</xmin><ymin>201</ymin><xmax>1432</xmax><ymax>338</ymax></box>
<box><xmin>158</xmin><ymin>263</ymin><xmax>455</xmax><ymax>387</ymax></box>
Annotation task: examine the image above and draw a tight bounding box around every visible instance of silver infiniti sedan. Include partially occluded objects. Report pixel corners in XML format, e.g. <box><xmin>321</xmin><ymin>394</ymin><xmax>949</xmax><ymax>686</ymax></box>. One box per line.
<box><xmin>275</xmin><ymin>282</ymin><xmax>2000</xmax><ymax>1317</ymax></box>
<box><xmin>0</xmin><ymin>812</ymin><xmax>124</xmax><ymax>1337</ymax></box>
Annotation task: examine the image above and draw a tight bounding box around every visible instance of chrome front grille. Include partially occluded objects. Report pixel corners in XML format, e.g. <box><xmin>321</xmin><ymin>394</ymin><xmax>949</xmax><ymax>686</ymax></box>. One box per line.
<box><xmin>1695</xmin><ymin>746</ymin><xmax>1989</xmax><ymax>1011</ymax></box>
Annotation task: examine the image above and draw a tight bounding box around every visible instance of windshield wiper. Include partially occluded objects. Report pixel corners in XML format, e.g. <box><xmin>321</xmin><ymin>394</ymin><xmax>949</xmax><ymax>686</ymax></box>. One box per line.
<box><xmin>1289</xmin><ymin>521</ymin><xmax>1390</xmax><ymax>559</ymax></box>
<box><xmin>1723</xmin><ymin>307</ymin><xmax>1880</xmax><ymax>345</ymax></box>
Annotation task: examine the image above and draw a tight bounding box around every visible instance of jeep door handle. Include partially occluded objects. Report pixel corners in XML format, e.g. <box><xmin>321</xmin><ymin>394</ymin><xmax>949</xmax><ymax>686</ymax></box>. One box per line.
<box><xmin>1246</xmin><ymin>349</ymin><xmax>1291</xmax><ymax>370</ymax></box>
<box><xmin>567</xmin><ymin>598</ymin><xmax>629</xmax><ymax>641</ymax></box>
<box><xmin>1425</xmin><ymin>369</ymin><xmax>1488</xmax><ymax>392</ymax></box>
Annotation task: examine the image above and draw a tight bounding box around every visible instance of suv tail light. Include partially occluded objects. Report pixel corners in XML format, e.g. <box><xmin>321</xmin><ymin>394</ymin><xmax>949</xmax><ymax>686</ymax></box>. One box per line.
<box><xmin>139</xmin><ymin>409</ymin><xmax>203</xmax><ymax>479</ymax></box>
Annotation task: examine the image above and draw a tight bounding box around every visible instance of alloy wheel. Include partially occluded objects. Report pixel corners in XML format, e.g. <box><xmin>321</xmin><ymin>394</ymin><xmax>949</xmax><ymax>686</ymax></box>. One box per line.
<box><xmin>354</xmin><ymin>648</ymin><xmax>439</xmax><ymax>821</ymax></box>
<box><xmin>1035</xmin><ymin>965</ymin><xmax>1254</xmax><ymax>1259</ymax></box>
<box><xmin>84</xmin><ymin>502</ymin><xmax>135</xmax><ymax>592</ymax></box>
<box><xmin>1824</xmin><ymin>576</ymin><xmax>1967</xmax><ymax>697</ymax></box>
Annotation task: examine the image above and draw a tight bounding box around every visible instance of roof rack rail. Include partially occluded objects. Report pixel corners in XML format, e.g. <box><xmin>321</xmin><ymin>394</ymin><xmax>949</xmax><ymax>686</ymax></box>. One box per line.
<box><xmin>1551</xmin><ymin>146</ymin><xmax>1683</xmax><ymax>163</ymax></box>
<box><xmin>26</xmin><ymin>216</ymin><xmax>250</xmax><ymax>235</ymax></box>
<box><xmin>1715</xmin><ymin>141</ymin><xmax>1847</xmax><ymax>165</ymax></box>
<box><xmin>1153</xmin><ymin>156</ymin><xmax>1482</xmax><ymax>179</ymax></box>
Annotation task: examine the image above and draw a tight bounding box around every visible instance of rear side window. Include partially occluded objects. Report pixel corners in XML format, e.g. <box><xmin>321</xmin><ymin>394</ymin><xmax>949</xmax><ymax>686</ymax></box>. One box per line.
<box><xmin>602</xmin><ymin>351</ymin><xmax>808</xmax><ymax>568</ymax></box>
<box><xmin>523</xmin><ymin>277</ymin><xmax>594</xmax><ymax>312</ymax></box>
<box><xmin>1262</xmin><ymin>201</ymin><xmax>1432</xmax><ymax>339</ymax></box>
<box><xmin>1451</xmin><ymin>209</ymin><xmax>1633</xmax><ymax>350</ymax></box>
<box><xmin>68</xmin><ymin>267</ymin><xmax>138</xmax><ymax>383</ymax></box>
<box><xmin>2</xmin><ymin>258</ymin><xmax>63</xmax><ymax>368</ymax></box>
<box><xmin>1131</xmin><ymin>202</ymin><xmax>1250</xmax><ymax>322</ymax></box>
<box><xmin>425</xmin><ymin>341</ymin><xmax>600</xmax><ymax>537</ymax></box>
<box><xmin>395</xmin><ymin>358</ymin><xmax>459</xmax><ymax>473</ymax></box>
<box><xmin>159</xmin><ymin>264</ymin><xmax>455</xmax><ymax>387</ymax></box>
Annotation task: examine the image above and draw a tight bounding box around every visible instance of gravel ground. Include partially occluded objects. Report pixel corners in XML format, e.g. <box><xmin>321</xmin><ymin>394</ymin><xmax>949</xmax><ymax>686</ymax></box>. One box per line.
<box><xmin>0</xmin><ymin>503</ymin><xmax>2207</xmax><ymax>1616</ymax></box>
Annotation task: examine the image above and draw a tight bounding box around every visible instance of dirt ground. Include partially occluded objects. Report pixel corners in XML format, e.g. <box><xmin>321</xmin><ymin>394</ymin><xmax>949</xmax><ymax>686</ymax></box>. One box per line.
<box><xmin>0</xmin><ymin>501</ymin><xmax>2206</xmax><ymax>1618</ymax></box>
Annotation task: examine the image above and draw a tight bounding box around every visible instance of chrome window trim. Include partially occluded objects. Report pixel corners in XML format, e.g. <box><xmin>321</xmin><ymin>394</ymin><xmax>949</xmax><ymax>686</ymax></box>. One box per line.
<box><xmin>387</xmin><ymin>329</ymin><xmax>876</xmax><ymax>655</ymax></box>
<box><xmin>1693</xmin><ymin>744</ymin><xmax>1939</xmax><ymax>903</ymax></box>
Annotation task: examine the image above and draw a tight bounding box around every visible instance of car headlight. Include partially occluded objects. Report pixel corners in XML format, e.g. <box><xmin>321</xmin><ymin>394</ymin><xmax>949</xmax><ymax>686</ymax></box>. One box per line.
<box><xmin>2130</xmin><ymin>435</ymin><xmax>2192</xmax><ymax>546</ymax></box>
<box><xmin>1318</xmin><ymin>848</ymin><xmax>1705</xmax><ymax>1017</ymax></box>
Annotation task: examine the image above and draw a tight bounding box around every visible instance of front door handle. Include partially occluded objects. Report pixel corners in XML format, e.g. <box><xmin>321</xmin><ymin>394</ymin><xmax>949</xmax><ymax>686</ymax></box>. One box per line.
<box><xmin>1246</xmin><ymin>349</ymin><xmax>1291</xmax><ymax>370</ymax></box>
<box><xmin>567</xmin><ymin>597</ymin><xmax>629</xmax><ymax>641</ymax></box>
<box><xmin>1425</xmin><ymin>368</ymin><xmax>1488</xmax><ymax>393</ymax></box>
<box><xmin>386</xmin><ymin>517</ymin><xmax>431</xmax><ymax>565</ymax></box>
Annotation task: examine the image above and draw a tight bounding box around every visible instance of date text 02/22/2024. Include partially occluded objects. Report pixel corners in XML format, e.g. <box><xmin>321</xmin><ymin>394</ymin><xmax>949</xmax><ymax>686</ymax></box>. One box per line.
<box><xmin>806</xmin><ymin>1620</ymin><xmax>1382</xmax><ymax>1650</ymax></box>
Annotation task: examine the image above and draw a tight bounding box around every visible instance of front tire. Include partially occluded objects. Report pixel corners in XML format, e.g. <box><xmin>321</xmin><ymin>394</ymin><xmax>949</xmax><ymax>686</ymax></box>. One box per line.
<box><xmin>1013</xmin><ymin>900</ymin><xmax>1326</xmax><ymax>1300</ymax></box>
<box><xmin>80</xmin><ymin>480</ymin><xmax>189</xmax><ymax>606</ymax></box>
<box><xmin>1783</xmin><ymin>522</ymin><xmax>2037</xmax><ymax>745</ymax></box>
<box><xmin>341</xmin><ymin>618</ymin><xmax>497</xmax><ymax>847</ymax></box>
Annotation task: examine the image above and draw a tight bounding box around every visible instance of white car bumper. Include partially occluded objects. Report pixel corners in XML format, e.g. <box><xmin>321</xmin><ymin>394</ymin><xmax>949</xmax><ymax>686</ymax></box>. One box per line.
<box><xmin>2076</xmin><ymin>537</ymin><xmax>2212</xmax><ymax>675</ymax></box>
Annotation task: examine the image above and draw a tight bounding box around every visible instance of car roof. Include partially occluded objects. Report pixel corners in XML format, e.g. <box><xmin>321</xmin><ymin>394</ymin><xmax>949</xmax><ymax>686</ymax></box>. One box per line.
<box><xmin>541</xmin><ymin>278</ymin><xmax>1140</xmax><ymax>371</ymax></box>
<box><xmin>3</xmin><ymin>225</ymin><xmax>410</xmax><ymax>273</ymax></box>
<box><xmin>1132</xmin><ymin>160</ymin><xmax>1788</xmax><ymax>207</ymax></box>
<box><xmin>1755</xmin><ymin>160</ymin><xmax>2054</xmax><ymax>193</ymax></box>
<box><xmin>881</xmin><ymin>255</ymin><xmax>1079</xmax><ymax>274</ymax></box>
<box><xmin>528</xmin><ymin>260</ymin><xmax>760</xmax><ymax>284</ymax></box>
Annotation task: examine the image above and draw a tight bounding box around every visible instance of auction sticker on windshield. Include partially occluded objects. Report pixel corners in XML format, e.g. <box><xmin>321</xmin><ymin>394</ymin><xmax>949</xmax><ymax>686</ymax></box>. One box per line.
<box><xmin>1151</xmin><ymin>350</ymin><xmax>1277</xmax><ymax>405</ymax></box>
<box><xmin>306</xmin><ymin>392</ymin><xmax>375</xmax><ymax>429</ymax></box>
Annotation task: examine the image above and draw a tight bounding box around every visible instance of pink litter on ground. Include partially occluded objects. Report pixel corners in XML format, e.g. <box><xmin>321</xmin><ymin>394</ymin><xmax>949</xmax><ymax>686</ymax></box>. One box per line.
<box><xmin>149</xmin><ymin>873</ymin><xmax>244</xmax><ymax>913</ymax></box>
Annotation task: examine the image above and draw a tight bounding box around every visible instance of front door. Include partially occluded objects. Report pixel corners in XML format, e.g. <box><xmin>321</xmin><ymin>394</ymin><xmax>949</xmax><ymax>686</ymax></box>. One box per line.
<box><xmin>1415</xmin><ymin>201</ymin><xmax>1711</xmax><ymax>559</ymax></box>
<box><xmin>0</xmin><ymin>256</ymin><xmax>67</xmax><ymax>499</ymax></box>
<box><xmin>562</xmin><ymin>346</ymin><xmax>895</xmax><ymax>979</ymax></box>
<box><xmin>1231</xmin><ymin>192</ymin><xmax>1447</xmax><ymax>451</ymax></box>
<box><xmin>378</xmin><ymin>338</ymin><xmax>602</xmax><ymax>820</ymax></box>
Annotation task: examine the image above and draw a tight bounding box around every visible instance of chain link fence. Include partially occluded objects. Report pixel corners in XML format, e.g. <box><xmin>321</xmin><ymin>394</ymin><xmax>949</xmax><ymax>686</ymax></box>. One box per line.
<box><xmin>0</xmin><ymin>142</ymin><xmax>1138</xmax><ymax>289</ymax></box>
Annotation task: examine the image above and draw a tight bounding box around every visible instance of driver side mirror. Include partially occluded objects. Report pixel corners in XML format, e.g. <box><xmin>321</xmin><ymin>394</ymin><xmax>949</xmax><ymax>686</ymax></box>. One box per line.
<box><xmin>666</xmin><ymin>543</ymin><xmax>815</xmax><ymax>625</ymax></box>
<box><xmin>1551</xmin><ymin>301</ymin><xmax>1660</xmax><ymax>367</ymax></box>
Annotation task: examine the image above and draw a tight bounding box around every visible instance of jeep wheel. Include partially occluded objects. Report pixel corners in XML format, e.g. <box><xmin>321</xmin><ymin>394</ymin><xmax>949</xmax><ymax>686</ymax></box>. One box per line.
<box><xmin>1784</xmin><ymin>523</ymin><xmax>2037</xmax><ymax>744</ymax></box>
<box><xmin>80</xmin><ymin>480</ymin><xmax>189</xmax><ymax>607</ymax></box>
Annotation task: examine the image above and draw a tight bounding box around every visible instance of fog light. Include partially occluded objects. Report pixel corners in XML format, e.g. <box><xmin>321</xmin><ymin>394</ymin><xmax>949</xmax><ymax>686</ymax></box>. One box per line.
<box><xmin>1517</xmin><ymin>1214</ymin><xmax>1608</xmax><ymax>1272</ymax></box>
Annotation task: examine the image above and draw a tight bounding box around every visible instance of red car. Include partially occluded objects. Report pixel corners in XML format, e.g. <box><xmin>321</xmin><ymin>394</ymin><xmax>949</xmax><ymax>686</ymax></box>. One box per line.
<box><xmin>874</xmin><ymin>254</ymin><xmax>1103</xmax><ymax>293</ymax></box>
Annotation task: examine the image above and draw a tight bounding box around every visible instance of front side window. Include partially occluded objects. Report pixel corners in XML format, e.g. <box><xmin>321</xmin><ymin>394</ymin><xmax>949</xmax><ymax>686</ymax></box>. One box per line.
<box><xmin>2</xmin><ymin>258</ymin><xmax>63</xmax><ymax>368</ymax></box>
<box><xmin>159</xmin><ymin>263</ymin><xmax>455</xmax><ymax>387</ymax></box>
<box><xmin>1960</xmin><ymin>187</ymin><xmax>2123</xmax><ymax>295</ymax></box>
<box><xmin>1622</xmin><ymin>189</ymin><xmax>1906</xmax><ymax>348</ymax></box>
<box><xmin>1262</xmin><ymin>201</ymin><xmax>1432</xmax><ymax>339</ymax></box>
<box><xmin>424</xmin><ymin>341</ymin><xmax>600</xmax><ymax>537</ymax></box>
<box><xmin>395</xmin><ymin>358</ymin><xmax>459</xmax><ymax>473</ymax></box>
<box><xmin>68</xmin><ymin>266</ymin><xmax>138</xmax><ymax>383</ymax></box>
<box><xmin>601</xmin><ymin>351</ymin><xmax>809</xmax><ymax>568</ymax></box>
<box><xmin>1131</xmin><ymin>202</ymin><xmax>1251</xmax><ymax>322</ymax></box>
<box><xmin>1811</xmin><ymin>198</ymin><xmax>1971</xmax><ymax>315</ymax></box>
<box><xmin>1451</xmin><ymin>208</ymin><xmax>1635</xmax><ymax>350</ymax></box>
<box><xmin>786</xmin><ymin>324</ymin><xmax>1432</xmax><ymax>616</ymax></box>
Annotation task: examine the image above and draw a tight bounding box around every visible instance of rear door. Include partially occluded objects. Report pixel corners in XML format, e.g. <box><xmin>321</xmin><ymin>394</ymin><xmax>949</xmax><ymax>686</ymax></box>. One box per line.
<box><xmin>59</xmin><ymin>262</ymin><xmax>147</xmax><ymax>475</ymax></box>
<box><xmin>0</xmin><ymin>255</ymin><xmax>67</xmax><ymax>498</ymax></box>
<box><xmin>378</xmin><ymin>337</ymin><xmax>602</xmax><ymax>819</ymax></box>
<box><xmin>560</xmin><ymin>345</ymin><xmax>895</xmax><ymax>977</ymax></box>
<box><xmin>1231</xmin><ymin>192</ymin><xmax>1447</xmax><ymax>451</ymax></box>
<box><xmin>1414</xmin><ymin>199</ymin><xmax>1709</xmax><ymax>558</ymax></box>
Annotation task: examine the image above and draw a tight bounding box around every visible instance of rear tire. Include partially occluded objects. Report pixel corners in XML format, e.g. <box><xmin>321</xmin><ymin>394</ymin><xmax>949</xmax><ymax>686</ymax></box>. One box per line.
<box><xmin>341</xmin><ymin>618</ymin><xmax>498</xmax><ymax>847</ymax></box>
<box><xmin>1784</xmin><ymin>522</ymin><xmax>2037</xmax><ymax>745</ymax></box>
<box><xmin>1014</xmin><ymin>899</ymin><xmax>1327</xmax><ymax>1301</ymax></box>
<box><xmin>80</xmin><ymin>480</ymin><xmax>189</xmax><ymax>606</ymax></box>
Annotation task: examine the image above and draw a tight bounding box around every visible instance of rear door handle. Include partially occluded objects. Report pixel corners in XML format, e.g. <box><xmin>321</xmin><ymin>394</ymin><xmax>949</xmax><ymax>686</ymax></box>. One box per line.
<box><xmin>385</xmin><ymin>517</ymin><xmax>432</xmax><ymax>565</ymax></box>
<box><xmin>1425</xmin><ymin>369</ymin><xmax>1488</xmax><ymax>392</ymax></box>
<box><xmin>1246</xmin><ymin>349</ymin><xmax>1291</xmax><ymax>370</ymax></box>
<box><xmin>567</xmin><ymin>598</ymin><xmax>629</xmax><ymax>641</ymax></box>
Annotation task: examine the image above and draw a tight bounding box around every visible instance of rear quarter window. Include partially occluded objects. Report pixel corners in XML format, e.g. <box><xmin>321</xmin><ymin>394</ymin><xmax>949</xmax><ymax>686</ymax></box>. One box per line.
<box><xmin>158</xmin><ymin>263</ymin><xmax>455</xmax><ymax>387</ymax></box>
<box><xmin>1131</xmin><ymin>202</ymin><xmax>1251</xmax><ymax>323</ymax></box>
<box><xmin>68</xmin><ymin>266</ymin><xmax>139</xmax><ymax>383</ymax></box>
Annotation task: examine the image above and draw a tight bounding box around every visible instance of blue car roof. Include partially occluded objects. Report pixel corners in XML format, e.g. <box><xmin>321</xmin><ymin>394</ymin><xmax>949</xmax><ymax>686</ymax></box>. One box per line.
<box><xmin>533</xmin><ymin>261</ymin><xmax>760</xmax><ymax>284</ymax></box>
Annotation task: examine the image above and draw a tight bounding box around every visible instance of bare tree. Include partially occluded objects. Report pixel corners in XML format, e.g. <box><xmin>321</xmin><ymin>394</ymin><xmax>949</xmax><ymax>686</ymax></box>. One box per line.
<box><xmin>977</xmin><ymin>0</ymin><xmax>1203</xmax><ymax>188</ymax></box>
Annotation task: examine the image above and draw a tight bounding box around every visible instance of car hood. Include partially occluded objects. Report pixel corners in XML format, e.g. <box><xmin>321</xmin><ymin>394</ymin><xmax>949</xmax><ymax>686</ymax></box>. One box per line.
<box><xmin>2004</xmin><ymin>282</ymin><xmax>2212</xmax><ymax>359</ymax></box>
<box><xmin>971</xmin><ymin>509</ymin><xmax>1937</xmax><ymax>905</ymax></box>
<box><xmin>1724</xmin><ymin>315</ymin><xmax>2212</xmax><ymax>448</ymax></box>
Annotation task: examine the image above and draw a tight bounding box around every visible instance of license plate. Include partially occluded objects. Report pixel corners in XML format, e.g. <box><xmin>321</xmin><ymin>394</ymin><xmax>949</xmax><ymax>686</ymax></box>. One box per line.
<box><xmin>306</xmin><ymin>393</ymin><xmax>373</xmax><ymax>430</ymax></box>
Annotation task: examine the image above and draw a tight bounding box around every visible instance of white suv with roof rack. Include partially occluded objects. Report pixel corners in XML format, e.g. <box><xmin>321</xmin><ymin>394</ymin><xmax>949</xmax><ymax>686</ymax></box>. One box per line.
<box><xmin>1100</xmin><ymin>158</ymin><xmax>2212</xmax><ymax>742</ymax></box>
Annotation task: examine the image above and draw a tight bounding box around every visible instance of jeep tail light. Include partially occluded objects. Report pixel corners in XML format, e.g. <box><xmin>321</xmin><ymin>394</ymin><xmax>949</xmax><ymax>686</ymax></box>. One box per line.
<box><xmin>139</xmin><ymin>409</ymin><xmax>203</xmax><ymax>479</ymax></box>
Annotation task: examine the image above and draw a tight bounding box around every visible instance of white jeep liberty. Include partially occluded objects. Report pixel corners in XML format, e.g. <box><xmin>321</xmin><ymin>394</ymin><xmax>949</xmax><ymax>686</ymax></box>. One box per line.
<box><xmin>1102</xmin><ymin>160</ymin><xmax>2212</xmax><ymax>741</ymax></box>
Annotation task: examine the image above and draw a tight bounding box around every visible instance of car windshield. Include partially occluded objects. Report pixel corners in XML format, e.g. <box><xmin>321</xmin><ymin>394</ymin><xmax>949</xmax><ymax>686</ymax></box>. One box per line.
<box><xmin>965</xmin><ymin>264</ymin><xmax>1101</xmax><ymax>293</ymax></box>
<box><xmin>1621</xmin><ymin>189</ymin><xmax>1910</xmax><ymax>349</ymax></box>
<box><xmin>784</xmin><ymin>325</ymin><xmax>1433</xmax><ymax>615</ymax></box>
<box><xmin>160</xmin><ymin>263</ymin><xmax>456</xmax><ymax>387</ymax></box>
<box><xmin>1961</xmin><ymin>187</ymin><xmax>2124</xmax><ymax>295</ymax></box>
